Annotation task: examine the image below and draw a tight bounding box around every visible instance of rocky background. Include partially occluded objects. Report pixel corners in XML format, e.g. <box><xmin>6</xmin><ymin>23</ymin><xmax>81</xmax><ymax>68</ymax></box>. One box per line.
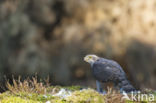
<box><xmin>0</xmin><ymin>0</ymin><xmax>156</xmax><ymax>91</ymax></box>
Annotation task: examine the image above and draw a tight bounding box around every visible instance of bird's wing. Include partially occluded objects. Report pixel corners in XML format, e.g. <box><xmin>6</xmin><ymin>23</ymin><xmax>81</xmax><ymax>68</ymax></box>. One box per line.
<box><xmin>92</xmin><ymin>59</ymin><xmax>126</xmax><ymax>82</ymax></box>
<box><xmin>108</xmin><ymin>60</ymin><xmax>126</xmax><ymax>74</ymax></box>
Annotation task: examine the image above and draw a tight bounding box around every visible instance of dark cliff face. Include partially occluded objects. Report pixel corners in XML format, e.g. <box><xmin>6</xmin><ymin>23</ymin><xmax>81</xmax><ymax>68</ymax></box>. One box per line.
<box><xmin>0</xmin><ymin>0</ymin><xmax>156</xmax><ymax>92</ymax></box>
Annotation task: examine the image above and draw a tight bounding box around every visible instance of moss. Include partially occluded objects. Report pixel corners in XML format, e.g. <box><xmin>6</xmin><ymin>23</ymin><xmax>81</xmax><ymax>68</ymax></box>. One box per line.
<box><xmin>51</xmin><ymin>99</ymin><xmax>69</xmax><ymax>103</ymax></box>
<box><xmin>47</xmin><ymin>85</ymin><xmax>82</xmax><ymax>93</ymax></box>
<box><xmin>1</xmin><ymin>86</ymin><xmax>156</xmax><ymax>103</ymax></box>
<box><xmin>27</xmin><ymin>94</ymin><xmax>54</xmax><ymax>102</ymax></box>
<box><xmin>63</xmin><ymin>86</ymin><xmax>82</xmax><ymax>91</ymax></box>
<box><xmin>66</xmin><ymin>89</ymin><xmax>105</xmax><ymax>103</ymax></box>
<box><xmin>0</xmin><ymin>92</ymin><xmax>11</xmax><ymax>100</ymax></box>
<box><xmin>14</xmin><ymin>92</ymin><xmax>54</xmax><ymax>102</ymax></box>
<box><xmin>1</xmin><ymin>96</ymin><xmax>41</xmax><ymax>103</ymax></box>
<box><xmin>48</xmin><ymin>88</ymin><xmax>105</xmax><ymax>103</ymax></box>
<box><xmin>0</xmin><ymin>92</ymin><xmax>54</xmax><ymax>102</ymax></box>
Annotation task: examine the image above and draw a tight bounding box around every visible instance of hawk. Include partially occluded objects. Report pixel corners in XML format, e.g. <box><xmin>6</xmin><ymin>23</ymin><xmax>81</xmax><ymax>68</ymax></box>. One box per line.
<box><xmin>84</xmin><ymin>54</ymin><xmax>135</xmax><ymax>93</ymax></box>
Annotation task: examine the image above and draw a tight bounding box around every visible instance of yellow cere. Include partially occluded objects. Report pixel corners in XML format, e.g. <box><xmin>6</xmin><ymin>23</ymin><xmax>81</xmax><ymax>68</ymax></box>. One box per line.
<box><xmin>88</xmin><ymin>56</ymin><xmax>92</xmax><ymax>59</ymax></box>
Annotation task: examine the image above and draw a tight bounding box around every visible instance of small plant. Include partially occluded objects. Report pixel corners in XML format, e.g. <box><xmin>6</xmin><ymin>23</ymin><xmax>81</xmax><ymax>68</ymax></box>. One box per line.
<box><xmin>6</xmin><ymin>76</ymin><xmax>50</xmax><ymax>94</ymax></box>
<box><xmin>105</xmin><ymin>87</ymin><xmax>125</xmax><ymax>103</ymax></box>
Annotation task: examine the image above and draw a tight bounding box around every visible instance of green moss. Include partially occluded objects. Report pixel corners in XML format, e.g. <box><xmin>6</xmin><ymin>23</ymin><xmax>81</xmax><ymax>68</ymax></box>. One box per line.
<box><xmin>47</xmin><ymin>85</ymin><xmax>82</xmax><ymax>93</ymax></box>
<box><xmin>0</xmin><ymin>92</ymin><xmax>54</xmax><ymax>103</ymax></box>
<box><xmin>1</xmin><ymin>97</ymin><xmax>41</xmax><ymax>103</ymax></box>
<box><xmin>51</xmin><ymin>99</ymin><xmax>69</xmax><ymax>103</ymax></box>
<box><xmin>48</xmin><ymin>88</ymin><xmax>105</xmax><ymax>103</ymax></box>
<box><xmin>66</xmin><ymin>89</ymin><xmax>105</xmax><ymax>103</ymax></box>
<box><xmin>63</xmin><ymin>86</ymin><xmax>82</xmax><ymax>91</ymax></box>
<box><xmin>14</xmin><ymin>92</ymin><xmax>54</xmax><ymax>102</ymax></box>
<box><xmin>1</xmin><ymin>86</ymin><xmax>156</xmax><ymax>103</ymax></box>
<box><xmin>0</xmin><ymin>92</ymin><xmax>10</xmax><ymax>99</ymax></box>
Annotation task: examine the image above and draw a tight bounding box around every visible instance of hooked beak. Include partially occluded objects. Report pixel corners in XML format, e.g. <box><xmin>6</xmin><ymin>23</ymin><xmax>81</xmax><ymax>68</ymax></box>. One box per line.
<box><xmin>84</xmin><ymin>56</ymin><xmax>88</xmax><ymax>62</ymax></box>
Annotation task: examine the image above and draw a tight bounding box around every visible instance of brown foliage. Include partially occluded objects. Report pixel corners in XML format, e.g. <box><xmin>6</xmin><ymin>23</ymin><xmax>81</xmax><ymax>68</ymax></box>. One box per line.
<box><xmin>6</xmin><ymin>76</ymin><xmax>50</xmax><ymax>94</ymax></box>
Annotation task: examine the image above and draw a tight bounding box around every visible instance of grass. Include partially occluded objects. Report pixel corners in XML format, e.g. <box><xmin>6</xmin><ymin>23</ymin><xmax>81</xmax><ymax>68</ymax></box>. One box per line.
<box><xmin>0</xmin><ymin>77</ymin><xmax>155</xmax><ymax>103</ymax></box>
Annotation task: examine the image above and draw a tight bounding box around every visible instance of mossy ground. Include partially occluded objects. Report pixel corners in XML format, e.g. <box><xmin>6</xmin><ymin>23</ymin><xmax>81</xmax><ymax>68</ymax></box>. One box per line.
<box><xmin>0</xmin><ymin>87</ymin><xmax>105</xmax><ymax>103</ymax></box>
<box><xmin>1</xmin><ymin>87</ymin><xmax>156</xmax><ymax>103</ymax></box>
<box><xmin>0</xmin><ymin>77</ymin><xmax>155</xmax><ymax>103</ymax></box>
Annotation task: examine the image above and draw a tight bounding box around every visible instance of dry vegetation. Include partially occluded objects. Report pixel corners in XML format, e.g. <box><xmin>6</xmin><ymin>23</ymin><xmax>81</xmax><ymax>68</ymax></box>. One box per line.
<box><xmin>6</xmin><ymin>76</ymin><xmax>50</xmax><ymax>94</ymax></box>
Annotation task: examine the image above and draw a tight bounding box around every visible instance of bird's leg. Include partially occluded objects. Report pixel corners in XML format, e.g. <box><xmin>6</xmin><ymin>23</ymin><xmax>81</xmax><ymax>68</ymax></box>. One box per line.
<box><xmin>114</xmin><ymin>82</ymin><xmax>124</xmax><ymax>93</ymax></box>
<box><xmin>96</xmin><ymin>80</ymin><xmax>103</xmax><ymax>93</ymax></box>
<box><xmin>113</xmin><ymin>83</ymin><xmax>118</xmax><ymax>90</ymax></box>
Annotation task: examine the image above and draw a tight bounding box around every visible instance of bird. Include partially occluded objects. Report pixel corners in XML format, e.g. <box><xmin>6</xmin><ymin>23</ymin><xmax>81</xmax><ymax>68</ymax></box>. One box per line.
<box><xmin>84</xmin><ymin>54</ymin><xmax>135</xmax><ymax>93</ymax></box>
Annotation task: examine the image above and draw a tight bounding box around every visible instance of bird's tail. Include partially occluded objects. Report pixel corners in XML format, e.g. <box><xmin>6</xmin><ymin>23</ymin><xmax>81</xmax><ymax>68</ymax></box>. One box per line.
<box><xmin>117</xmin><ymin>78</ymin><xmax>136</xmax><ymax>93</ymax></box>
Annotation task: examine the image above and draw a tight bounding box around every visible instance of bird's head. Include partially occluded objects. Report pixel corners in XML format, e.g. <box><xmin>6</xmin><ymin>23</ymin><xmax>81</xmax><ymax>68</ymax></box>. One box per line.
<box><xmin>84</xmin><ymin>54</ymin><xmax>99</xmax><ymax>65</ymax></box>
